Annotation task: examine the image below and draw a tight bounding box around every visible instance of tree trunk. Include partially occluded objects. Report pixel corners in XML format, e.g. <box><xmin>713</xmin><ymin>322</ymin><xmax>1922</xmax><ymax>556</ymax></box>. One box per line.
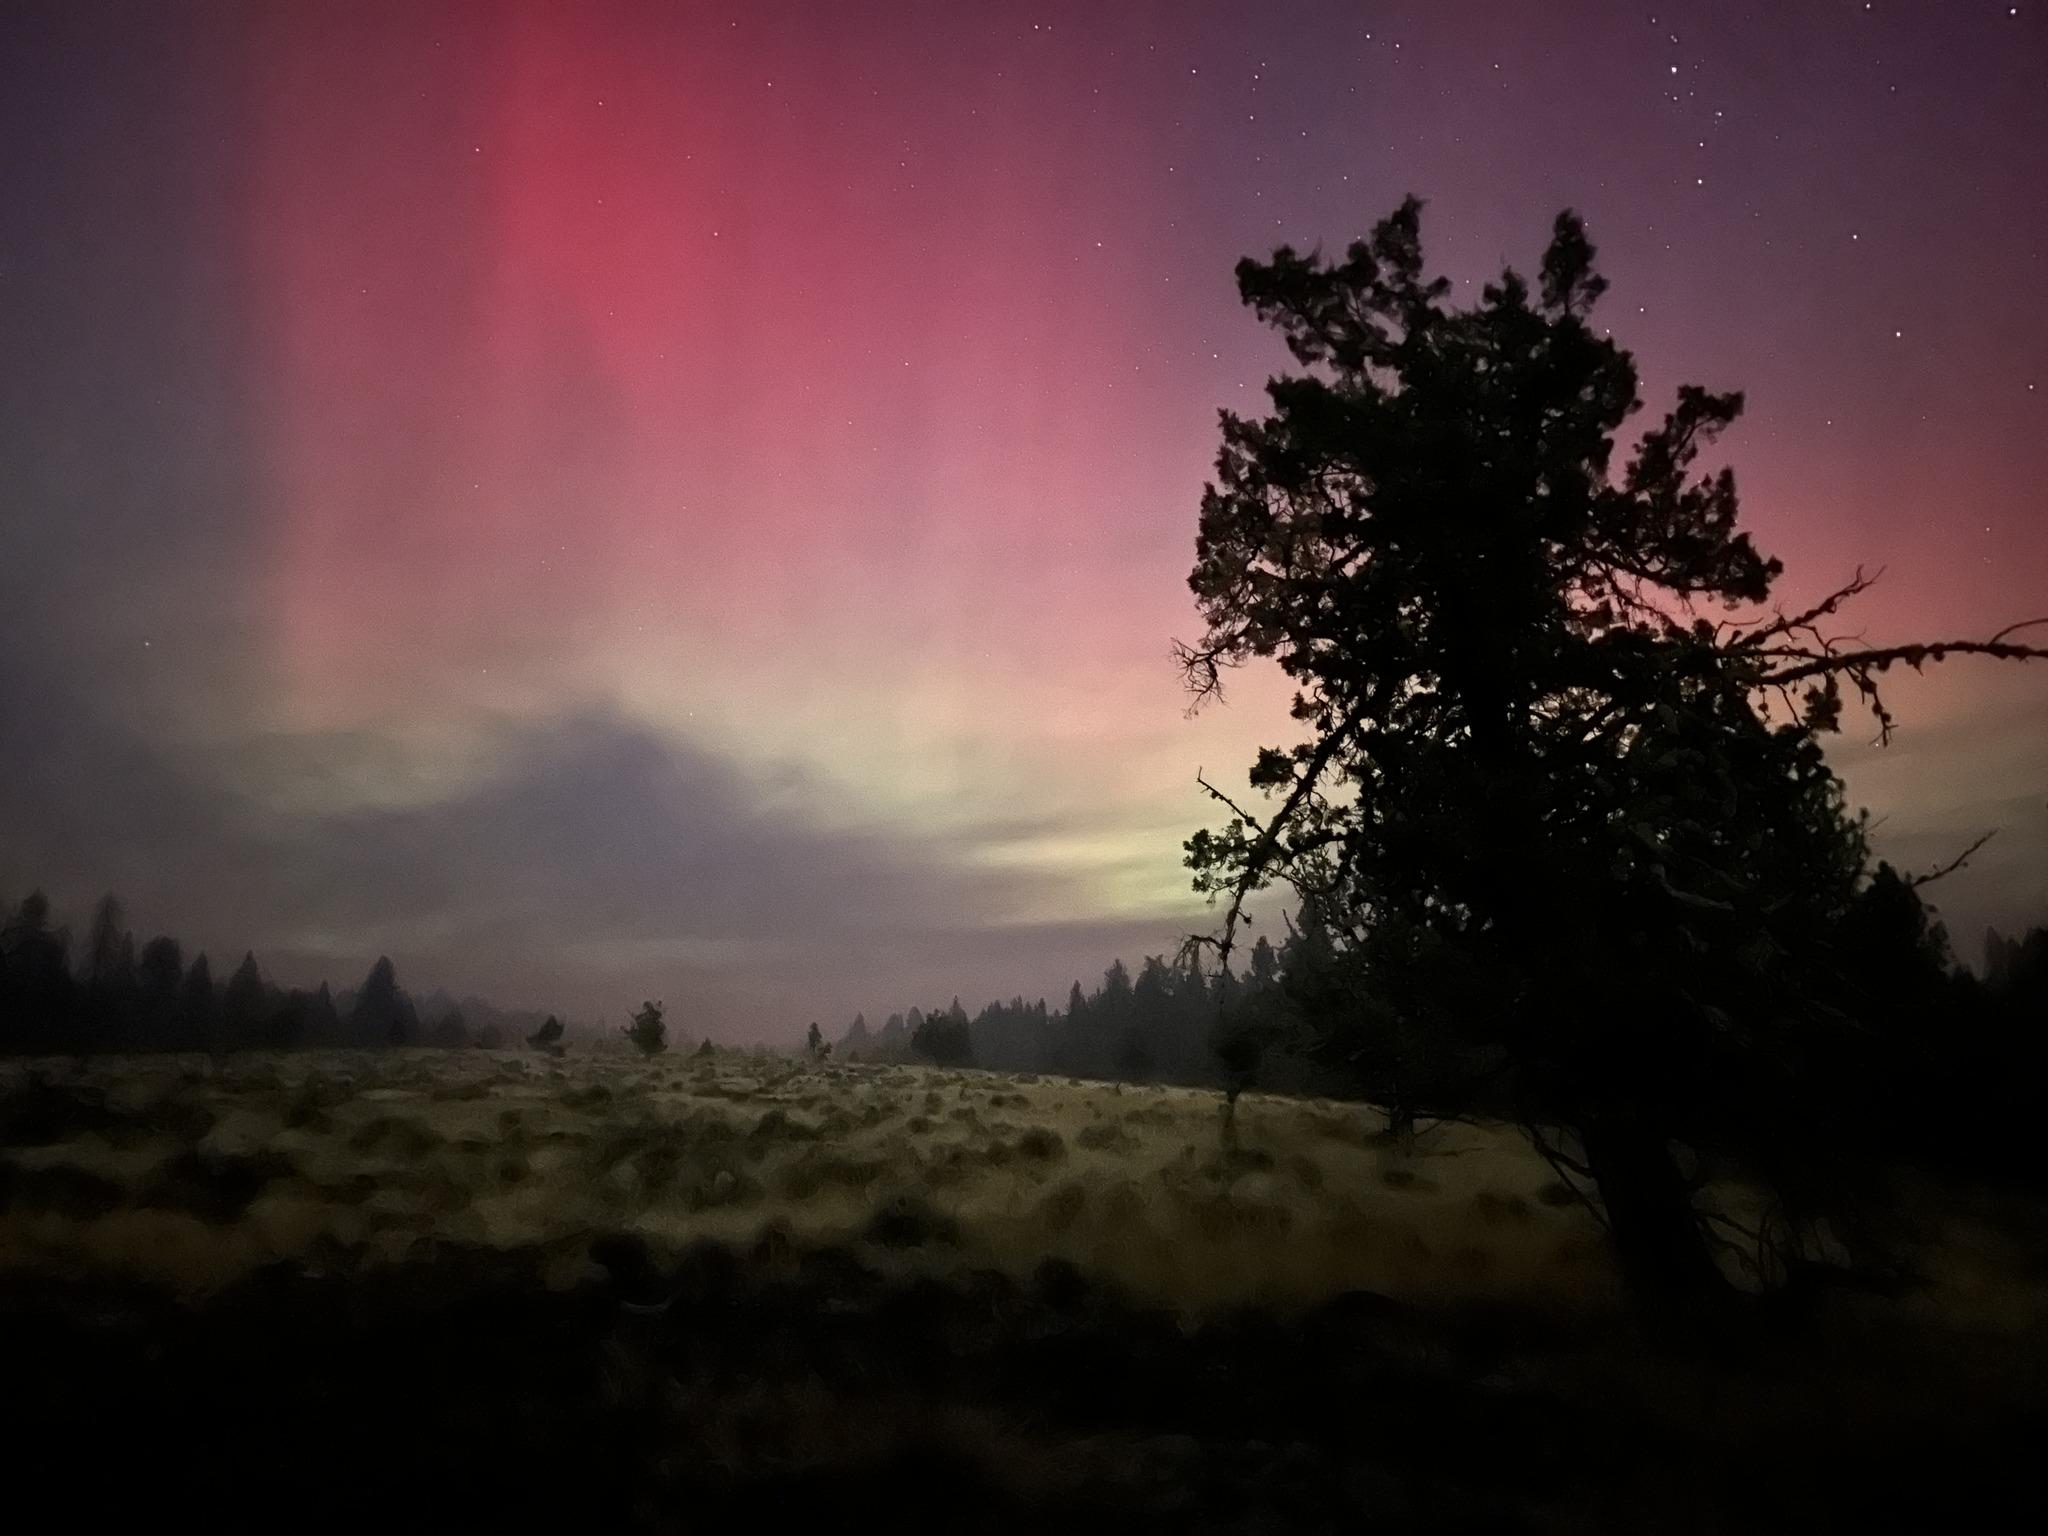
<box><xmin>1384</xmin><ymin>1096</ymin><xmax>1418</xmax><ymax>1157</ymax></box>
<box><xmin>1580</xmin><ymin>1118</ymin><xmax>1730</xmax><ymax>1313</ymax></box>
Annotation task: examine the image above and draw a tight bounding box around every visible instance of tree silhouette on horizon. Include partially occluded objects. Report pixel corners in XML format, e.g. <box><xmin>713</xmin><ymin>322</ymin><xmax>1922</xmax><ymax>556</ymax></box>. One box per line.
<box><xmin>349</xmin><ymin>956</ymin><xmax>418</xmax><ymax>1046</ymax></box>
<box><xmin>1178</xmin><ymin>196</ymin><xmax>2048</xmax><ymax>1307</ymax></box>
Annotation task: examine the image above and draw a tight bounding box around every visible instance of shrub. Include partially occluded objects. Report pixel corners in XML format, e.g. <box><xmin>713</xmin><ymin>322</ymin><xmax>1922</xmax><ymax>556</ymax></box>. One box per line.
<box><xmin>624</xmin><ymin>1000</ymin><xmax>667</xmax><ymax>1057</ymax></box>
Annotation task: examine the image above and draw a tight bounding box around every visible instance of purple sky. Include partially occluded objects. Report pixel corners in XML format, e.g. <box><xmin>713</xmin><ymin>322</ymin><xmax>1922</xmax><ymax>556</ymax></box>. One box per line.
<box><xmin>2</xmin><ymin>1</ymin><xmax>2043</xmax><ymax>1034</ymax></box>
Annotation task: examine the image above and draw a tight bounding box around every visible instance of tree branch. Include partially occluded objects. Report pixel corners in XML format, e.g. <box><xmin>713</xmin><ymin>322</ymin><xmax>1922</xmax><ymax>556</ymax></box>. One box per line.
<box><xmin>1194</xmin><ymin>709</ymin><xmax>1363</xmax><ymax>976</ymax></box>
<box><xmin>1193</xmin><ymin>769</ymin><xmax>1261</xmax><ymax>829</ymax></box>
<box><xmin>1908</xmin><ymin>831</ymin><xmax>1994</xmax><ymax>891</ymax></box>
<box><xmin>1733</xmin><ymin>566</ymin><xmax>1881</xmax><ymax>649</ymax></box>
<box><xmin>1989</xmin><ymin>617</ymin><xmax>2048</xmax><ymax>646</ymax></box>
<box><xmin>1760</xmin><ymin>636</ymin><xmax>2048</xmax><ymax>687</ymax></box>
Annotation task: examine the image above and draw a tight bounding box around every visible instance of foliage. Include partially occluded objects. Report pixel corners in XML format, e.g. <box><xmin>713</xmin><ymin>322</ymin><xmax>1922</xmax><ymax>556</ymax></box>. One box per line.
<box><xmin>909</xmin><ymin>1001</ymin><xmax>974</xmax><ymax>1066</ymax></box>
<box><xmin>530</xmin><ymin>1015</ymin><xmax>566</xmax><ymax>1051</ymax></box>
<box><xmin>625</xmin><ymin>999</ymin><xmax>668</xmax><ymax>1057</ymax></box>
<box><xmin>431</xmin><ymin>1007</ymin><xmax>470</xmax><ymax>1049</ymax></box>
<box><xmin>350</xmin><ymin>957</ymin><xmax>420</xmax><ymax>1047</ymax></box>
<box><xmin>1114</xmin><ymin>1027</ymin><xmax>1156</xmax><ymax>1082</ymax></box>
<box><xmin>1175</xmin><ymin>198</ymin><xmax>2048</xmax><ymax>1301</ymax></box>
<box><xmin>0</xmin><ymin>889</ymin><xmax>561</xmax><ymax>1058</ymax></box>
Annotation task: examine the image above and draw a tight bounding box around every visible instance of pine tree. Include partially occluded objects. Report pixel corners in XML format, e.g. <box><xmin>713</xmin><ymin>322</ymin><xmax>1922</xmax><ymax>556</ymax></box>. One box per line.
<box><xmin>431</xmin><ymin>1007</ymin><xmax>469</xmax><ymax>1048</ymax></box>
<box><xmin>180</xmin><ymin>953</ymin><xmax>216</xmax><ymax>1046</ymax></box>
<box><xmin>307</xmin><ymin>981</ymin><xmax>341</xmax><ymax>1043</ymax></box>
<box><xmin>222</xmin><ymin>951</ymin><xmax>267</xmax><ymax>1047</ymax></box>
<box><xmin>1</xmin><ymin>891</ymin><xmax>75</xmax><ymax>1051</ymax></box>
<box><xmin>1179</xmin><ymin>197</ymin><xmax>2048</xmax><ymax>1304</ymax></box>
<box><xmin>349</xmin><ymin>956</ymin><xmax>417</xmax><ymax>1046</ymax></box>
<box><xmin>80</xmin><ymin>895</ymin><xmax>138</xmax><ymax>1046</ymax></box>
<box><xmin>137</xmin><ymin>935</ymin><xmax>184</xmax><ymax>1040</ymax></box>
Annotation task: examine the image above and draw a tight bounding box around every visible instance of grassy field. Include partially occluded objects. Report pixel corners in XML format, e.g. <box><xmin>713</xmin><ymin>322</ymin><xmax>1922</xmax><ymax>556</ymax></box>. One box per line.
<box><xmin>4</xmin><ymin>1048</ymin><xmax>2045</xmax><ymax>1529</ymax></box>
<box><xmin>0</xmin><ymin>1047</ymin><xmax>1621</xmax><ymax>1313</ymax></box>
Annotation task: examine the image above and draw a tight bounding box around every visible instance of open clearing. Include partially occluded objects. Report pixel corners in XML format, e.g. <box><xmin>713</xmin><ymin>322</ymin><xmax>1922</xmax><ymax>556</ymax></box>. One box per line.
<box><xmin>4</xmin><ymin>1049</ymin><xmax>2045</xmax><ymax>1530</ymax></box>
<box><xmin>0</xmin><ymin>1048</ymin><xmax>1620</xmax><ymax>1314</ymax></box>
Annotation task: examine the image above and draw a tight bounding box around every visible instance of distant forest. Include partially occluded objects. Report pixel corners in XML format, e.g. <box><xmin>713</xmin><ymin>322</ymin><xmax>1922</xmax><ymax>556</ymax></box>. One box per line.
<box><xmin>842</xmin><ymin>889</ymin><xmax>2048</xmax><ymax>1125</ymax></box>
<box><xmin>8</xmin><ymin>883</ymin><xmax>2047</xmax><ymax>1171</ymax></box>
<box><xmin>0</xmin><ymin>890</ymin><xmax>564</xmax><ymax>1055</ymax></box>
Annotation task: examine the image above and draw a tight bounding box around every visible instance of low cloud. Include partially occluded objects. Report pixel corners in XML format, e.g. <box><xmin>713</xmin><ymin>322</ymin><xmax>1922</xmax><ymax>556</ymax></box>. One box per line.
<box><xmin>0</xmin><ymin>661</ymin><xmax>1206</xmax><ymax>1034</ymax></box>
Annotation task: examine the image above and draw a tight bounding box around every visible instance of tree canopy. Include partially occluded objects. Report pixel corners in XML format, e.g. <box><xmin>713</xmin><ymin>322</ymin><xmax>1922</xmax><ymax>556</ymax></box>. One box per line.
<box><xmin>1178</xmin><ymin>198</ymin><xmax>2048</xmax><ymax>1302</ymax></box>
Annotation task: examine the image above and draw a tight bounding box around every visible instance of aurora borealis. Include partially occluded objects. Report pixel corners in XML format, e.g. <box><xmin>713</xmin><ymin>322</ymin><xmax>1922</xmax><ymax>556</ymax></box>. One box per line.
<box><xmin>3</xmin><ymin>1</ymin><xmax>2043</xmax><ymax>1033</ymax></box>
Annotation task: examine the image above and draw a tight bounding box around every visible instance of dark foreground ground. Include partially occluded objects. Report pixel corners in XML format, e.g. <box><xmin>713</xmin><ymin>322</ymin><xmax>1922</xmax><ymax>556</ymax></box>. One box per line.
<box><xmin>5</xmin><ymin>1230</ymin><xmax>2044</xmax><ymax>1534</ymax></box>
<box><xmin>5</xmin><ymin>1056</ymin><xmax>2045</xmax><ymax>1529</ymax></box>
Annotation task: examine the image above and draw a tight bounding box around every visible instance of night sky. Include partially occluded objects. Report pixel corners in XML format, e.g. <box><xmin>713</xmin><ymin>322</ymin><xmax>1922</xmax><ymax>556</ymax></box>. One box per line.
<box><xmin>3</xmin><ymin>1</ymin><xmax>2043</xmax><ymax>1035</ymax></box>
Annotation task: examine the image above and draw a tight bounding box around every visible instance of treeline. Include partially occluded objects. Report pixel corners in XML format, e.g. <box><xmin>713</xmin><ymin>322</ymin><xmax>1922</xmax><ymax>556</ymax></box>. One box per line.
<box><xmin>837</xmin><ymin>931</ymin><xmax>1308</xmax><ymax>1090</ymax></box>
<box><xmin>0</xmin><ymin>890</ymin><xmax>559</xmax><ymax>1055</ymax></box>
<box><xmin>844</xmin><ymin>881</ymin><xmax>2048</xmax><ymax>1160</ymax></box>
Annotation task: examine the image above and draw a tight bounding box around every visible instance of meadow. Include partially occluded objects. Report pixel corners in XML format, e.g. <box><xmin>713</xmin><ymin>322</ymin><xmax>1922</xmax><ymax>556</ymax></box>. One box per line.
<box><xmin>3</xmin><ymin>1048</ymin><xmax>2044</xmax><ymax>1530</ymax></box>
<box><xmin>0</xmin><ymin>1047</ymin><xmax>1621</xmax><ymax>1311</ymax></box>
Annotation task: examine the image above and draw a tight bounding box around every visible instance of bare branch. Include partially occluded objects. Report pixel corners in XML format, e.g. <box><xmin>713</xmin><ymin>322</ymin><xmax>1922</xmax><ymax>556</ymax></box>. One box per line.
<box><xmin>1173</xmin><ymin>636</ymin><xmax>1245</xmax><ymax>712</ymax></box>
<box><xmin>1988</xmin><ymin>616</ymin><xmax>2048</xmax><ymax>646</ymax></box>
<box><xmin>1519</xmin><ymin>1115</ymin><xmax>1610</xmax><ymax>1235</ymax></box>
<box><xmin>1733</xmin><ymin>566</ymin><xmax>1881</xmax><ymax>649</ymax></box>
<box><xmin>1194</xmin><ymin>770</ymin><xmax>1261</xmax><ymax>829</ymax></box>
<box><xmin>1197</xmin><ymin>709</ymin><xmax>1362</xmax><ymax>976</ymax></box>
<box><xmin>1907</xmin><ymin>831</ymin><xmax>1995</xmax><ymax>890</ymax></box>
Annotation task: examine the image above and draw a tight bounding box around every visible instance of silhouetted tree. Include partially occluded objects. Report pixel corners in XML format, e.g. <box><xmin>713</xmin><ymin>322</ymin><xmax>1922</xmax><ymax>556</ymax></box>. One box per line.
<box><xmin>529</xmin><ymin>1015</ymin><xmax>565</xmax><ymax>1054</ymax></box>
<box><xmin>136</xmin><ymin>934</ymin><xmax>184</xmax><ymax>1043</ymax></box>
<box><xmin>0</xmin><ymin>889</ymin><xmax>581</xmax><ymax>1062</ymax></box>
<box><xmin>1247</xmin><ymin>935</ymin><xmax>1280</xmax><ymax>987</ymax></box>
<box><xmin>1099</xmin><ymin>961</ymin><xmax>1132</xmax><ymax>1008</ymax></box>
<box><xmin>1</xmin><ymin>891</ymin><xmax>74</xmax><ymax>1052</ymax></box>
<box><xmin>968</xmin><ymin>995</ymin><xmax>1049</xmax><ymax>1072</ymax></box>
<box><xmin>180</xmin><ymin>952</ymin><xmax>216</xmax><ymax>1044</ymax></box>
<box><xmin>266</xmin><ymin>988</ymin><xmax>311</xmax><ymax>1049</ymax></box>
<box><xmin>1049</xmin><ymin>982</ymin><xmax>1091</xmax><ymax>1070</ymax></box>
<box><xmin>80</xmin><ymin>896</ymin><xmax>125</xmax><ymax>980</ymax></box>
<box><xmin>78</xmin><ymin>895</ymin><xmax>137</xmax><ymax>1047</ymax></box>
<box><xmin>349</xmin><ymin>956</ymin><xmax>418</xmax><ymax>1046</ymax></box>
<box><xmin>306</xmin><ymin>981</ymin><xmax>342</xmax><ymax>1044</ymax></box>
<box><xmin>431</xmin><ymin>1007</ymin><xmax>469</xmax><ymax>1049</ymax></box>
<box><xmin>1115</xmin><ymin>1027</ymin><xmax>1156</xmax><ymax>1082</ymax></box>
<box><xmin>1209</xmin><ymin>1007</ymin><xmax>1266</xmax><ymax>1124</ymax></box>
<box><xmin>221</xmin><ymin>951</ymin><xmax>267</xmax><ymax>1049</ymax></box>
<box><xmin>1987</xmin><ymin>924</ymin><xmax>2048</xmax><ymax>1000</ymax></box>
<box><xmin>911</xmin><ymin>1005</ymin><xmax>973</xmax><ymax>1067</ymax></box>
<box><xmin>625</xmin><ymin>1000</ymin><xmax>667</xmax><ymax>1057</ymax></box>
<box><xmin>1835</xmin><ymin>863</ymin><xmax>1965</xmax><ymax>1106</ymax></box>
<box><xmin>1991</xmin><ymin>928</ymin><xmax>2048</xmax><ymax>1013</ymax></box>
<box><xmin>1209</xmin><ymin>935</ymin><xmax>1295</xmax><ymax>1120</ymax></box>
<box><xmin>1178</xmin><ymin>198</ymin><xmax>2048</xmax><ymax>1306</ymax></box>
